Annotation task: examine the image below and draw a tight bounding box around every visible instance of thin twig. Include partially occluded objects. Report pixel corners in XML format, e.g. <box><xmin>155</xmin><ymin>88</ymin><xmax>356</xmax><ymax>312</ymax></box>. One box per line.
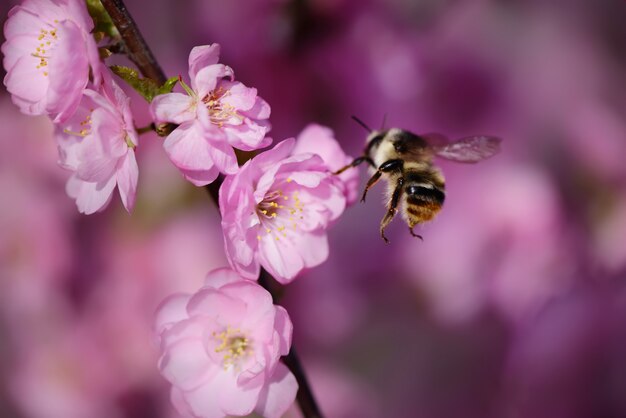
<box><xmin>99</xmin><ymin>1</ymin><xmax>324</xmax><ymax>416</ymax></box>
<box><xmin>99</xmin><ymin>0</ymin><xmax>166</xmax><ymax>84</ymax></box>
<box><xmin>135</xmin><ymin>123</ymin><xmax>155</xmax><ymax>135</ymax></box>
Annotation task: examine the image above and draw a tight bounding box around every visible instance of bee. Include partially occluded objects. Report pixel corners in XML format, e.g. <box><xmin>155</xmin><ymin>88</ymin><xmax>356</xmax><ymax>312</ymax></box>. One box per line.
<box><xmin>336</xmin><ymin>117</ymin><xmax>502</xmax><ymax>243</ymax></box>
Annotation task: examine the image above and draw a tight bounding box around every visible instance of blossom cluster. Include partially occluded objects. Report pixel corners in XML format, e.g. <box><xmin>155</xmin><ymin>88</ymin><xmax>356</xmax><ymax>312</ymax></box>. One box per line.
<box><xmin>2</xmin><ymin>0</ymin><xmax>359</xmax><ymax>416</ymax></box>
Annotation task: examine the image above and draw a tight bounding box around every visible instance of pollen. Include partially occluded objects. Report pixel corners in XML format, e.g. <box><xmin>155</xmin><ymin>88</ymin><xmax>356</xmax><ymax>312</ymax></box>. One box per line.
<box><xmin>256</xmin><ymin>182</ymin><xmax>309</xmax><ymax>240</ymax></box>
<box><xmin>213</xmin><ymin>326</ymin><xmax>253</xmax><ymax>370</ymax></box>
<box><xmin>62</xmin><ymin>110</ymin><xmax>93</xmax><ymax>137</ymax></box>
<box><xmin>32</xmin><ymin>27</ymin><xmax>59</xmax><ymax>76</ymax></box>
<box><xmin>202</xmin><ymin>86</ymin><xmax>243</xmax><ymax>127</ymax></box>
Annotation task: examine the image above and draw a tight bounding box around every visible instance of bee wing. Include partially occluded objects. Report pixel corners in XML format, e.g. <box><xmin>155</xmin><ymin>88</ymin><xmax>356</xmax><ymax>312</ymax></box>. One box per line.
<box><xmin>423</xmin><ymin>134</ymin><xmax>502</xmax><ymax>163</ymax></box>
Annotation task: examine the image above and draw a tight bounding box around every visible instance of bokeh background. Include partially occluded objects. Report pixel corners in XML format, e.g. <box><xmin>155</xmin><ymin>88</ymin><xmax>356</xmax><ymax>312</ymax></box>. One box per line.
<box><xmin>2</xmin><ymin>0</ymin><xmax>626</xmax><ymax>417</ymax></box>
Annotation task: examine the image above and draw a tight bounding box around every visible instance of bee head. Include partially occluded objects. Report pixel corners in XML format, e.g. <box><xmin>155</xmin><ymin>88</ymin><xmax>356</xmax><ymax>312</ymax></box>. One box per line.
<box><xmin>365</xmin><ymin>130</ymin><xmax>388</xmax><ymax>154</ymax></box>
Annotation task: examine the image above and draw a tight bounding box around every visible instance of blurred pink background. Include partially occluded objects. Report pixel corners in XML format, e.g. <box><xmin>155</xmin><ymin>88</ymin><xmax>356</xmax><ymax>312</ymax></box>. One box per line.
<box><xmin>2</xmin><ymin>0</ymin><xmax>626</xmax><ymax>417</ymax></box>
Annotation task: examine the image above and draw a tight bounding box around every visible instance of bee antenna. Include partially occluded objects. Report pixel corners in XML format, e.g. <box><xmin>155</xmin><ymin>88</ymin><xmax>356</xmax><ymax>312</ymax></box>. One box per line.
<box><xmin>351</xmin><ymin>115</ymin><xmax>373</xmax><ymax>133</ymax></box>
<box><xmin>380</xmin><ymin>113</ymin><xmax>388</xmax><ymax>130</ymax></box>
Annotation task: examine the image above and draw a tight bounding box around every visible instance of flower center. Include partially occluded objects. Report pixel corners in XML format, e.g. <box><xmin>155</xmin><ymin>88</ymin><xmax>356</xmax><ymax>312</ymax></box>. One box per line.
<box><xmin>256</xmin><ymin>180</ymin><xmax>305</xmax><ymax>242</ymax></box>
<box><xmin>32</xmin><ymin>24</ymin><xmax>59</xmax><ymax>77</ymax></box>
<box><xmin>201</xmin><ymin>86</ymin><xmax>242</xmax><ymax>127</ymax></box>
<box><xmin>63</xmin><ymin>108</ymin><xmax>94</xmax><ymax>137</ymax></box>
<box><xmin>213</xmin><ymin>326</ymin><xmax>253</xmax><ymax>370</ymax></box>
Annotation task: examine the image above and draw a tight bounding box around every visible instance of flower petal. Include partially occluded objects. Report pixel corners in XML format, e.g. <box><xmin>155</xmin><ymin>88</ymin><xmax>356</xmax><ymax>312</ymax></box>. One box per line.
<box><xmin>155</xmin><ymin>293</ymin><xmax>191</xmax><ymax>335</ymax></box>
<box><xmin>207</xmin><ymin>135</ymin><xmax>239</xmax><ymax>175</ymax></box>
<box><xmin>182</xmin><ymin>371</ymin><xmax>258</xmax><ymax>418</ymax></box>
<box><xmin>150</xmin><ymin>93</ymin><xmax>195</xmax><ymax>125</ymax></box>
<box><xmin>116</xmin><ymin>150</ymin><xmax>138</xmax><ymax>213</ymax></box>
<box><xmin>257</xmin><ymin>231</ymin><xmax>305</xmax><ymax>283</ymax></box>
<box><xmin>163</xmin><ymin>122</ymin><xmax>220</xmax><ymax>185</ymax></box>
<box><xmin>188</xmin><ymin>44</ymin><xmax>221</xmax><ymax>81</ymax></box>
<box><xmin>273</xmin><ymin>306</ymin><xmax>293</xmax><ymax>356</ymax></box>
<box><xmin>159</xmin><ymin>337</ymin><xmax>214</xmax><ymax>391</ymax></box>
<box><xmin>65</xmin><ymin>174</ymin><xmax>116</xmax><ymax>215</ymax></box>
<box><xmin>46</xmin><ymin>20</ymin><xmax>90</xmax><ymax>122</ymax></box>
<box><xmin>255</xmin><ymin>363</ymin><xmax>298</xmax><ymax>418</ymax></box>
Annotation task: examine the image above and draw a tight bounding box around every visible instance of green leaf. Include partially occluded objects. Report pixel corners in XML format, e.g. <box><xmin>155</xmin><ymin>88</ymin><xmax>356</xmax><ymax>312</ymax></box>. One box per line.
<box><xmin>158</xmin><ymin>76</ymin><xmax>179</xmax><ymax>96</ymax></box>
<box><xmin>110</xmin><ymin>65</ymin><xmax>160</xmax><ymax>102</ymax></box>
<box><xmin>85</xmin><ymin>0</ymin><xmax>118</xmax><ymax>39</ymax></box>
<box><xmin>110</xmin><ymin>66</ymin><xmax>180</xmax><ymax>102</ymax></box>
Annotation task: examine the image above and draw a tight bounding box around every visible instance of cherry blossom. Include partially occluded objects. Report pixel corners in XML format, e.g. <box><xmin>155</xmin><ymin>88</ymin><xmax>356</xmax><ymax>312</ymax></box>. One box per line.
<box><xmin>150</xmin><ymin>44</ymin><xmax>271</xmax><ymax>186</ymax></box>
<box><xmin>1</xmin><ymin>0</ymin><xmax>101</xmax><ymax>123</ymax></box>
<box><xmin>220</xmin><ymin>138</ymin><xmax>347</xmax><ymax>283</ymax></box>
<box><xmin>292</xmin><ymin>123</ymin><xmax>360</xmax><ymax>206</ymax></box>
<box><xmin>54</xmin><ymin>72</ymin><xmax>138</xmax><ymax>214</ymax></box>
<box><xmin>155</xmin><ymin>268</ymin><xmax>297</xmax><ymax>418</ymax></box>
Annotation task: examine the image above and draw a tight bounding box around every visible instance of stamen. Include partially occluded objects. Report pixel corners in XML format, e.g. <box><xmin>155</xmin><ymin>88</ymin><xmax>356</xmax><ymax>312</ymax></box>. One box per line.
<box><xmin>255</xmin><ymin>182</ymin><xmax>308</xmax><ymax>240</ymax></box>
<box><xmin>33</xmin><ymin>27</ymin><xmax>59</xmax><ymax>76</ymax></box>
<box><xmin>202</xmin><ymin>86</ymin><xmax>244</xmax><ymax>127</ymax></box>
<box><xmin>213</xmin><ymin>326</ymin><xmax>253</xmax><ymax>370</ymax></box>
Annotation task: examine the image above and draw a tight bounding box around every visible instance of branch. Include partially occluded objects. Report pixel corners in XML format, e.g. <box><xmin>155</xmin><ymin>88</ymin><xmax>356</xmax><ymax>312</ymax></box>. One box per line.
<box><xmin>99</xmin><ymin>0</ymin><xmax>166</xmax><ymax>84</ymax></box>
<box><xmin>98</xmin><ymin>1</ymin><xmax>324</xmax><ymax>416</ymax></box>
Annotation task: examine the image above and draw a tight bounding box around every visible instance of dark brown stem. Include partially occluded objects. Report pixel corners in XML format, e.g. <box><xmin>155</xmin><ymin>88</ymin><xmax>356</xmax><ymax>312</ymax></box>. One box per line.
<box><xmin>99</xmin><ymin>0</ymin><xmax>166</xmax><ymax>84</ymax></box>
<box><xmin>283</xmin><ymin>347</ymin><xmax>323</xmax><ymax>418</ymax></box>
<box><xmin>260</xmin><ymin>268</ymin><xmax>323</xmax><ymax>417</ymax></box>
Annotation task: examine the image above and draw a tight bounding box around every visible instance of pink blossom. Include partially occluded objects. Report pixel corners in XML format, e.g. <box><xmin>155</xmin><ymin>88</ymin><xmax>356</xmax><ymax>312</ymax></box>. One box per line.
<box><xmin>155</xmin><ymin>268</ymin><xmax>297</xmax><ymax>418</ymax></box>
<box><xmin>2</xmin><ymin>0</ymin><xmax>101</xmax><ymax>123</ymax></box>
<box><xmin>150</xmin><ymin>44</ymin><xmax>271</xmax><ymax>186</ymax></box>
<box><xmin>55</xmin><ymin>72</ymin><xmax>138</xmax><ymax>214</ymax></box>
<box><xmin>219</xmin><ymin>138</ymin><xmax>347</xmax><ymax>283</ymax></box>
<box><xmin>292</xmin><ymin>123</ymin><xmax>360</xmax><ymax>206</ymax></box>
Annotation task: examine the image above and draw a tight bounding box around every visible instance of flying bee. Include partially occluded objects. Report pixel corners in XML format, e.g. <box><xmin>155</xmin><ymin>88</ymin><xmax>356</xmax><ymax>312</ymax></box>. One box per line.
<box><xmin>335</xmin><ymin>117</ymin><xmax>502</xmax><ymax>243</ymax></box>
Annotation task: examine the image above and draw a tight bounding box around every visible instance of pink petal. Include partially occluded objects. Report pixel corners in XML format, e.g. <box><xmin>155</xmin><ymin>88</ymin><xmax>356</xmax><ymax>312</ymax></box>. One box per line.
<box><xmin>46</xmin><ymin>20</ymin><xmax>90</xmax><ymax>122</ymax></box>
<box><xmin>170</xmin><ymin>387</ymin><xmax>197</xmax><ymax>418</ymax></box>
<box><xmin>207</xmin><ymin>136</ymin><xmax>239</xmax><ymax>174</ymax></box>
<box><xmin>224</xmin><ymin>228</ymin><xmax>261</xmax><ymax>280</ymax></box>
<box><xmin>223</xmin><ymin>222</ymin><xmax>260</xmax><ymax>280</ymax></box>
<box><xmin>150</xmin><ymin>93</ymin><xmax>195</xmax><ymax>125</ymax></box>
<box><xmin>64</xmin><ymin>0</ymin><xmax>95</xmax><ymax>32</ymax></box>
<box><xmin>193</xmin><ymin>64</ymin><xmax>233</xmax><ymax>98</ymax></box>
<box><xmin>188</xmin><ymin>44</ymin><xmax>221</xmax><ymax>81</ymax></box>
<box><xmin>2</xmin><ymin>33</ymin><xmax>40</xmax><ymax>73</ymax></box>
<box><xmin>294</xmin><ymin>230</ymin><xmax>329</xmax><ymax>270</ymax></box>
<box><xmin>4</xmin><ymin>54</ymin><xmax>49</xmax><ymax>107</ymax></box>
<box><xmin>3</xmin><ymin>7</ymin><xmax>43</xmax><ymax>40</ymax></box>
<box><xmin>286</xmin><ymin>170</ymin><xmax>326</xmax><ymax>188</ymax></box>
<box><xmin>255</xmin><ymin>363</ymin><xmax>298</xmax><ymax>418</ymax></box>
<box><xmin>221</xmin><ymin>282</ymin><xmax>274</xmax><ymax>322</ymax></box>
<box><xmin>293</xmin><ymin>123</ymin><xmax>346</xmax><ymax>171</ymax></box>
<box><xmin>116</xmin><ymin>150</ymin><xmax>138</xmax><ymax>213</ymax></box>
<box><xmin>65</xmin><ymin>174</ymin><xmax>116</xmax><ymax>215</ymax></box>
<box><xmin>243</xmin><ymin>96</ymin><xmax>271</xmax><ymax>120</ymax></box>
<box><xmin>257</xmin><ymin>231</ymin><xmax>305</xmax><ymax>283</ymax></box>
<box><xmin>254</xmin><ymin>139</ymin><xmax>296</xmax><ymax>170</ymax></box>
<box><xmin>160</xmin><ymin>318</ymin><xmax>207</xmax><ymax>348</ymax></box>
<box><xmin>273</xmin><ymin>306</ymin><xmax>293</xmax><ymax>355</ymax></box>
<box><xmin>18</xmin><ymin>0</ymin><xmax>65</xmax><ymax>23</ymax></box>
<box><xmin>182</xmin><ymin>372</ymin><xmax>258</xmax><ymax>418</ymax></box>
<box><xmin>225</xmin><ymin>121</ymin><xmax>271</xmax><ymax>151</ymax></box>
<box><xmin>219</xmin><ymin>81</ymin><xmax>257</xmax><ymax>112</ymax></box>
<box><xmin>159</xmin><ymin>337</ymin><xmax>214</xmax><ymax>391</ymax></box>
<box><xmin>155</xmin><ymin>293</ymin><xmax>191</xmax><ymax>335</ymax></box>
<box><xmin>163</xmin><ymin>122</ymin><xmax>219</xmax><ymax>185</ymax></box>
<box><xmin>186</xmin><ymin>288</ymin><xmax>247</xmax><ymax>323</ymax></box>
<box><xmin>219</xmin><ymin>371</ymin><xmax>264</xmax><ymax>416</ymax></box>
<box><xmin>203</xmin><ymin>268</ymin><xmax>247</xmax><ymax>289</ymax></box>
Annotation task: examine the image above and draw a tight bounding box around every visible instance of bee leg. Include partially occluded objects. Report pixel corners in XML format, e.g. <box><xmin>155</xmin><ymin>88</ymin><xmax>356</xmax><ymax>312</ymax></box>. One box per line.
<box><xmin>361</xmin><ymin>171</ymin><xmax>382</xmax><ymax>202</ymax></box>
<box><xmin>409</xmin><ymin>226</ymin><xmax>423</xmax><ymax>241</ymax></box>
<box><xmin>380</xmin><ymin>177</ymin><xmax>404</xmax><ymax>244</ymax></box>
<box><xmin>333</xmin><ymin>156</ymin><xmax>374</xmax><ymax>175</ymax></box>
